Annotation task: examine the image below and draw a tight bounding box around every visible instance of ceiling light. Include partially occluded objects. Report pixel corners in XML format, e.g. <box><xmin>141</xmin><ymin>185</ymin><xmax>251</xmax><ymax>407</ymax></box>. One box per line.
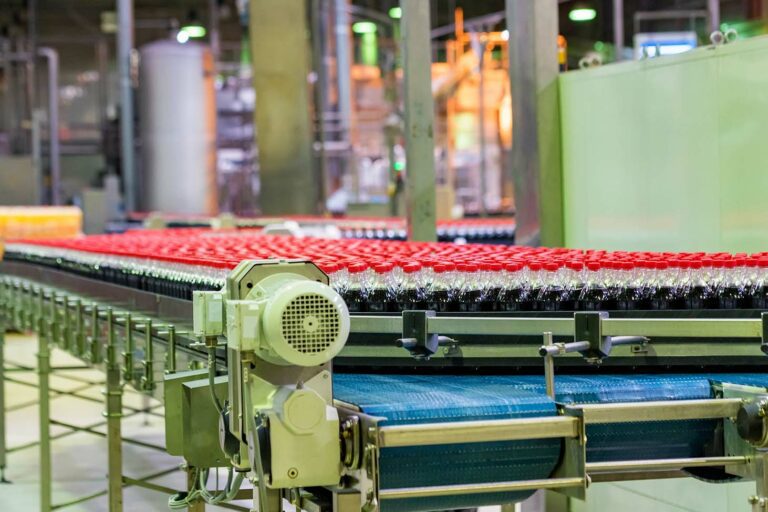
<box><xmin>569</xmin><ymin>7</ymin><xmax>597</xmax><ymax>22</ymax></box>
<box><xmin>352</xmin><ymin>21</ymin><xmax>377</xmax><ymax>34</ymax></box>
<box><xmin>181</xmin><ymin>24</ymin><xmax>206</xmax><ymax>38</ymax></box>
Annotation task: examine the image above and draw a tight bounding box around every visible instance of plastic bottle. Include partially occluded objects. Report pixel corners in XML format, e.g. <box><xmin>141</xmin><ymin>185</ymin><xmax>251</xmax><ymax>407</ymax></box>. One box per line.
<box><xmin>477</xmin><ymin>262</ymin><xmax>502</xmax><ymax>311</ymax></box>
<box><xmin>456</xmin><ymin>263</ymin><xmax>481</xmax><ymax>312</ymax></box>
<box><xmin>565</xmin><ymin>260</ymin><xmax>584</xmax><ymax>310</ymax></box>
<box><xmin>343</xmin><ymin>262</ymin><xmax>368</xmax><ymax>312</ymax></box>
<box><xmin>651</xmin><ymin>261</ymin><xmax>673</xmax><ymax>310</ymax></box>
<box><xmin>750</xmin><ymin>258</ymin><xmax>768</xmax><ymax>309</ymax></box>
<box><xmin>396</xmin><ymin>262</ymin><xmax>423</xmax><ymax>310</ymax></box>
<box><xmin>685</xmin><ymin>260</ymin><xmax>711</xmax><ymax>309</ymax></box>
<box><xmin>367</xmin><ymin>263</ymin><xmax>393</xmax><ymax>313</ymax></box>
<box><xmin>526</xmin><ymin>262</ymin><xmax>544</xmax><ymax>311</ymax></box>
<box><xmin>580</xmin><ymin>261</ymin><xmax>604</xmax><ymax>311</ymax></box>
<box><xmin>537</xmin><ymin>262</ymin><xmax>565</xmax><ymax>311</ymax></box>
<box><xmin>499</xmin><ymin>261</ymin><xmax>525</xmax><ymax>311</ymax></box>
<box><xmin>719</xmin><ymin>259</ymin><xmax>745</xmax><ymax>309</ymax></box>
<box><xmin>426</xmin><ymin>263</ymin><xmax>456</xmax><ymax>312</ymax></box>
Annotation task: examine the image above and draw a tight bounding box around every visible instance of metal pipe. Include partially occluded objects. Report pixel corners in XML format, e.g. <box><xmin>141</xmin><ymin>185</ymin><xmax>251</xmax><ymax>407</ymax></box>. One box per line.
<box><xmin>209</xmin><ymin>0</ymin><xmax>221</xmax><ymax>63</ymax></box>
<box><xmin>708</xmin><ymin>0</ymin><xmax>721</xmax><ymax>34</ymax></box>
<box><xmin>26</xmin><ymin>0</ymin><xmax>37</xmax><ymax>129</ymax></box>
<box><xmin>38</xmin><ymin>47</ymin><xmax>61</xmax><ymax>205</ymax></box>
<box><xmin>1</xmin><ymin>38</ymin><xmax>12</xmax><ymax>137</ymax></box>
<box><xmin>539</xmin><ymin>341</ymin><xmax>590</xmax><ymax>357</ymax></box>
<box><xmin>378</xmin><ymin>477</ymin><xmax>585</xmax><ymax>500</ymax></box>
<box><xmin>476</xmin><ymin>34</ymin><xmax>488</xmax><ymax>216</ymax></box>
<box><xmin>334</xmin><ymin>0</ymin><xmax>352</xmax><ymax>177</ymax></box>
<box><xmin>574</xmin><ymin>398</ymin><xmax>742</xmax><ymax>424</ymax></box>
<box><xmin>609</xmin><ymin>335</ymin><xmax>648</xmax><ymax>346</ymax></box>
<box><xmin>401</xmin><ymin>0</ymin><xmax>437</xmax><ymax>242</ymax></box>
<box><xmin>96</xmin><ymin>40</ymin><xmax>109</xmax><ymax>141</ymax></box>
<box><xmin>613</xmin><ymin>0</ymin><xmax>624</xmax><ymax>61</ymax></box>
<box><xmin>117</xmin><ymin>0</ymin><xmax>137</xmax><ymax>212</ymax></box>
<box><xmin>31</xmin><ymin>109</ymin><xmax>43</xmax><ymax>205</ymax></box>
<box><xmin>543</xmin><ymin>331</ymin><xmax>555</xmax><ymax>398</ymax></box>
<box><xmin>378</xmin><ymin>416</ymin><xmax>579</xmax><ymax>448</ymax></box>
<box><xmin>0</xmin><ymin>304</ymin><xmax>6</xmax><ymax>482</ymax></box>
<box><xmin>311</xmin><ymin>0</ymin><xmax>328</xmax><ymax>210</ymax></box>
<box><xmin>587</xmin><ymin>456</ymin><xmax>747</xmax><ymax>474</ymax></box>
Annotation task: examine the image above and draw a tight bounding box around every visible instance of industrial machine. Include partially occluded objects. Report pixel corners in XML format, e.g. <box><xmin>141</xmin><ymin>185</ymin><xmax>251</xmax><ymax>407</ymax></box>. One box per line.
<box><xmin>4</xmin><ymin>233</ymin><xmax>768</xmax><ymax>512</ymax></box>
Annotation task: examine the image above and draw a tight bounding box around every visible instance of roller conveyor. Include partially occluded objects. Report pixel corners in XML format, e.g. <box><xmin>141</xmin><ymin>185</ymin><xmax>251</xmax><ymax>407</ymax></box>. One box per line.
<box><xmin>4</xmin><ymin>233</ymin><xmax>768</xmax><ymax>512</ymax></box>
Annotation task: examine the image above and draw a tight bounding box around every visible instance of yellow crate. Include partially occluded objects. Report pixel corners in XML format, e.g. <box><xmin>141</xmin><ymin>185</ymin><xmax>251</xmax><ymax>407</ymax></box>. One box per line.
<box><xmin>0</xmin><ymin>206</ymin><xmax>83</xmax><ymax>241</ymax></box>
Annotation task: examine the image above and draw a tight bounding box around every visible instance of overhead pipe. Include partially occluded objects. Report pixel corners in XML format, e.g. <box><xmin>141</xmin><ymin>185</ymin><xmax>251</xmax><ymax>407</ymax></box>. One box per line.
<box><xmin>38</xmin><ymin>47</ymin><xmax>61</xmax><ymax>205</ymax></box>
<box><xmin>0</xmin><ymin>46</ymin><xmax>60</xmax><ymax>204</ymax></box>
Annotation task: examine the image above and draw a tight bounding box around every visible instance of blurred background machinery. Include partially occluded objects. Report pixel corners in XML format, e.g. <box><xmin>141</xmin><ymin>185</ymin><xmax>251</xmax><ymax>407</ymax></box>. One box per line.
<box><xmin>1</xmin><ymin>0</ymin><xmax>766</xmax><ymax>233</ymax></box>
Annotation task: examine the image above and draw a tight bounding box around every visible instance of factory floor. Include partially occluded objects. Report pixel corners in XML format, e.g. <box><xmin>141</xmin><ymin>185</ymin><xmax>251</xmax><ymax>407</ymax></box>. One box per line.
<box><xmin>0</xmin><ymin>332</ymin><xmax>251</xmax><ymax>511</ymax></box>
<box><xmin>0</xmin><ymin>332</ymin><xmax>758</xmax><ymax>512</ymax></box>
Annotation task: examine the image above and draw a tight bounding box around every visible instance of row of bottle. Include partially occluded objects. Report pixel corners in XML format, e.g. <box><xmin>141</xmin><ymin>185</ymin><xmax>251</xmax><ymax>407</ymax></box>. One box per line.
<box><xmin>3</xmin><ymin>244</ymin><xmax>227</xmax><ymax>301</ymax></box>
<box><xmin>9</xmin><ymin>231</ymin><xmax>768</xmax><ymax>312</ymax></box>
<box><xmin>322</xmin><ymin>258</ymin><xmax>768</xmax><ymax>312</ymax></box>
<box><xmin>339</xmin><ymin>225</ymin><xmax>516</xmax><ymax>244</ymax></box>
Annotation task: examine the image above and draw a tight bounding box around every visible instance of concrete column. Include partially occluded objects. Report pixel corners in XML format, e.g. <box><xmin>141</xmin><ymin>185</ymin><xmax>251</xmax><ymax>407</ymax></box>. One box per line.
<box><xmin>250</xmin><ymin>0</ymin><xmax>319</xmax><ymax>215</ymax></box>
<box><xmin>401</xmin><ymin>0</ymin><xmax>437</xmax><ymax>242</ymax></box>
<box><xmin>506</xmin><ymin>0</ymin><xmax>562</xmax><ymax>246</ymax></box>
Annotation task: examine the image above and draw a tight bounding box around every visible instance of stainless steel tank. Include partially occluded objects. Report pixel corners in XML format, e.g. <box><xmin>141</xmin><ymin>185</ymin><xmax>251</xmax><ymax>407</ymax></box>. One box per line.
<box><xmin>138</xmin><ymin>40</ymin><xmax>217</xmax><ymax>215</ymax></box>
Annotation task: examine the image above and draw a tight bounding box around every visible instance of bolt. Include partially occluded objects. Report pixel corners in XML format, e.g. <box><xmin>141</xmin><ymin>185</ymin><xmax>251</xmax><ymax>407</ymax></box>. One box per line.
<box><xmin>749</xmin><ymin>495</ymin><xmax>759</xmax><ymax>505</ymax></box>
<box><xmin>288</xmin><ymin>467</ymin><xmax>299</xmax><ymax>479</ymax></box>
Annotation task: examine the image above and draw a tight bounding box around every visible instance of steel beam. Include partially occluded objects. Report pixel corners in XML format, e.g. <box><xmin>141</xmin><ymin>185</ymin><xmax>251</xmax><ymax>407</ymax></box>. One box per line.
<box><xmin>250</xmin><ymin>0</ymin><xmax>319</xmax><ymax>215</ymax></box>
<box><xmin>401</xmin><ymin>0</ymin><xmax>437</xmax><ymax>242</ymax></box>
<box><xmin>506</xmin><ymin>0</ymin><xmax>562</xmax><ymax>246</ymax></box>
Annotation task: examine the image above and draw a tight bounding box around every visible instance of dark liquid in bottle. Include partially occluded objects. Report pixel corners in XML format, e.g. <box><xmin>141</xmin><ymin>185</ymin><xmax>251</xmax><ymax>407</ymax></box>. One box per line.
<box><xmin>343</xmin><ymin>290</ymin><xmax>364</xmax><ymax>313</ymax></box>
<box><xmin>367</xmin><ymin>288</ymin><xmax>389</xmax><ymax>313</ymax></box>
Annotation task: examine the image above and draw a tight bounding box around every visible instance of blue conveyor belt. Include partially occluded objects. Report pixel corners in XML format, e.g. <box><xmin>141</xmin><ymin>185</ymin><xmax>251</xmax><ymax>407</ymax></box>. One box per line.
<box><xmin>333</xmin><ymin>374</ymin><xmax>768</xmax><ymax>512</ymax></box>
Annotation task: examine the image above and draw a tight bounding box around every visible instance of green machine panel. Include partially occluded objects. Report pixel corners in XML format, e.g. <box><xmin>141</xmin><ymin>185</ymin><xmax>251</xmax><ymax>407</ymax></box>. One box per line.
<box><xmin>558</xmin><ymin>36</ymin><xmax>768</xmax><ymax>252</ymax></box>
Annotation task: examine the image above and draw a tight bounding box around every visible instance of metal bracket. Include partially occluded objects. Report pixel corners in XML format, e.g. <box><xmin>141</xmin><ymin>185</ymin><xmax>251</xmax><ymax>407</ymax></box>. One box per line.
<box><xmin>395</xmin><ymin>310</ymin><xmax>456</xmax><ymax>360</ymax></box>
<box><xmin>539</xmin><ymin>312</ymin><xmax>649</xmax><ymax>363</ymax></box>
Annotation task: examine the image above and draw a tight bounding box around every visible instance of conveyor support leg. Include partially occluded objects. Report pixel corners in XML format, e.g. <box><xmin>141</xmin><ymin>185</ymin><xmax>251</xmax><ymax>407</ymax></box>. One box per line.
<box><xmin>750</xmin><ymin>453</ymin><xmax>768</xmax><ymax>511</ymax></box>
<box><xmin>38</xmin><ymin>316</ymin><xmax>52</xmax><ymax>512</ymax></box>
<box><xmin>0</xmin><ymin>307</ymin><xmax>7</xmax><ymax>483</ymax></box>
<box><xmin>187</xmin><ymin>466</ymin><xmax>205</xmax><ymax>512</ymax></box>
<box><xmin>105</xmin><ymin>309</ymin><xmax>124</xmax><ymax>512</ymax></box>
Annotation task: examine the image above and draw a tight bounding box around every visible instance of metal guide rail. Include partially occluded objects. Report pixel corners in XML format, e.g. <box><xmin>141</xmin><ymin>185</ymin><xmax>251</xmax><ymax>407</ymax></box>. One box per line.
<box><xmin>346</xmin><ymin>309</ymin><xmax>768</xmax><ymax>367</ymax></box>
<box><xmin>4</xmin><ymin>261</ymin><xmax>768</xmax><ymax>512</ymax></box>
